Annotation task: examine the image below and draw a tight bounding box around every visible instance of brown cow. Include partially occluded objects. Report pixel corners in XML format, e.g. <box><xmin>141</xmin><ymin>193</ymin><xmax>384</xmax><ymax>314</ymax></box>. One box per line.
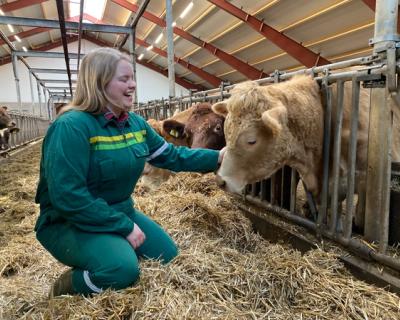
<box><xmin>0</xmin><ymin>106</ymin><xmax>19</xmax><ymax>152</ymax></box>
<box><xmin>212</xmin><ymin>75</ymin><xmax>399</xmax><ymax>225</ymax></box>
<box><xmin>141</xmin><ymin>102</ymin><xmax>225</xmax><ymax>188</ymax></box>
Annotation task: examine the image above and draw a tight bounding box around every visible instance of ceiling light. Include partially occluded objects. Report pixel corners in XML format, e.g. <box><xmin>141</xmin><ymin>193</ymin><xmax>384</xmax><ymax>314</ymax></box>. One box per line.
<box><xmin>179</xmin><ymin>1</ymin><xmax>193</xmax><ymax>19</ymax></box>
<box><xmin>138</xmin><ymin>53</ymin><xmax>144</xmax><ymax>60</ymax></box>
<box><xmin>0</xmin><ymin>9</ymin><xmax>4</xmax><ymax>15</ymax></box>
<box><xmin>14</xmin><ymin>35</ymin><xmax>21</xmax><ymax>42</ymax></box>
<box><xmin>22</xmin><ymin>46</ymin><xmax>28</xmax><ymax>52</ymax></box>
<box><xmin>146</xmin><ymin>45</ymin><xmax>153</xmax><ymax>51</ymax></box>
<box><xmin>172</xmin><ymin>21</ymin><xmax>176</xmax><ymax>27</ymax></box>
<box><xmin>7</xmin><ymin>24</ymin><xmax>14</xmax><ymax>32</ymax></box>
<box><xmin>155</xmin><ymin>33</ymin><xmax>163</xmax><ymax>44</ymax></box>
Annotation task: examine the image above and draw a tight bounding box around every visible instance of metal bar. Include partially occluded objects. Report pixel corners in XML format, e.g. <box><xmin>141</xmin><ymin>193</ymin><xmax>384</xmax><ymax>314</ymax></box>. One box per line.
<box><xmin>76</xmin><ymin>0</ymin><xmax>84</xmax><ymax>71</ymax></box>
<box><xmin>208</xmin><ymin>0</ymin><xmax>330</xmax><ymax>67</ymax></box>
<box><xmin>119</xmin><ymin>0</ymin><xmax>150</xmax><ymax>49</ymax></box>
<box><xmin>379</xmin><ymin>91</ymin><xmax>393</xmax><ymax>253</ymax></box>
<box><xmin>128</xmin><ymin>29</ymin><xmax>138</xmax><ymax>104</ymax></box>
<box><xmin>55</xmin><ymin>0</ymin><xmax>73</xmax><ymax>96</ymax></box>
<box><xmin>11</xmin><ymin>52</ymin><xmax>22</xmax><ymax>113</ymax></box>
<box><xmin>133</xmin><ymin>56</ymin><xmax>383</xmax><ymax>109</ymax></box>
<box><xmin>136</xmin><ymin>38</ymin><xmax>222</xmax><ymax>87</ymax></box>
<box><xmin>81</xmin><ymin>33</ymin><xmax>204</xmax><ymax>91</ymax></box>
<box><xmin>165</xmin><ymin>0</ymin><xmax>175</xmax><ymax>98</ymax></box>
<box><xmin>330</xmin><ymin>81</ymin><xmax>345</xmax><ymax>234</ymax></box>
<box><xmin>343</xmin><ymin>78</ymin><xmax>360</xmax><ymax>239</ymax></box>
<box><xmin>30</xmin><ymin>68</ymin><xmax>78</xmax><ymax>74</ymax></box>
<box><xmin>37</xmin><ymin>80</ymin><xmax>43</xmax><ymax>117</ymax></box>
<box><xmin>370</xmin><ymin>0</ymin><xmax>399</xmax><ymax>53</ymax></box>
<box><xmin>41</xmin><ymin>79</ymin><xmax>77</xmax><ymax>84</ymax></box>
<box><xmin>14</xmin><ymin>50</ymin><xmax>81</xmax><ymax>59</ymax></box>
<box><xmin>111</xmin><ymin>0</ymin><xmax>267</xmax><ymax>80</ymax></box>
<box><xmin>290</xmin><ymin>170</ymin><xmax>298</xmax><ymax>214</ymax></box>
<box><xmin>44</xmin><ymin>86</ymin><xmax>76</xmax><ymax>90</ymax></box>
<box><xmin>29</xmin><ymin>71</ymin><xmax>35</xmax><ymax>116</ymax></box>
<box><xmin>244</xmin><ymin>195</ymin><xmax>400</xmax><ymax>272</ymax></box>
<box><xmin>0</xmin><ymin>16</ymin><xmax>132</xmax><ymax>34</ymax></box>
<box><xmin>318</xmin><ymin>78</ymin><xmax>332</xmax><ymax>229</ymax></box>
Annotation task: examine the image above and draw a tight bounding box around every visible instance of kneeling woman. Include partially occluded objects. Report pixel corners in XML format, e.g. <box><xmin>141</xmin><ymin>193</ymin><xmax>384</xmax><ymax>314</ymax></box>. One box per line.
<box><xmin>35</xmin><ymin>47</ymin><xmax>224</xmax><ymax>297</ymax></box>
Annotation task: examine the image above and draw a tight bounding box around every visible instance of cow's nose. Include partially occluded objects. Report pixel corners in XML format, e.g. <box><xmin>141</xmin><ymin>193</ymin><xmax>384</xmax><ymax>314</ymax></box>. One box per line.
<box><xmin>215</xmin><ymin>174</ymin><xmax>226</xmax><ymax>189</ymax></box>
<box><xmin>10</xmin><ymin>121</ymin><xmax>16</xmax><ymax>127</ymax></box>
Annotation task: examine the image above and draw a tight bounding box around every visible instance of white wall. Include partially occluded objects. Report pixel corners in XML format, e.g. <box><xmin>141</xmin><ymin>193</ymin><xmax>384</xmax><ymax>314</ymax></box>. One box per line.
<box><xmin>0</xmin><ymin>39</ymin><xmax>189</xmax><ymax>113</ymax></box>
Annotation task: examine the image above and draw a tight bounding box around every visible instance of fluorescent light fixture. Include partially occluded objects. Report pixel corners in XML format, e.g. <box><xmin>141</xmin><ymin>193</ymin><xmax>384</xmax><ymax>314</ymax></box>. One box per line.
<box><xmin>146</xmin><ymin>45</ymin><xmax>153</xmax><ymax>51</ymax></box>
<box><xmin>22</xmin><ymin>46</ymin><xmax>28</xmax><ymax>52</ymax></box>
<box><xmin>14</xmin><ymin>35</ymin><xmax>21</xmax><ymax>42</ymax></box>
<box><xmin>155</xmin><ymin>33</ymin><xmax>163</xmax><ymax>44</ymax></box>
<box><xmin>138</xmin><ymin>53</ymin><xmax>144</xmax><ymax>60</ymax></box>
<box><xmin>172</xmin><ymin>21</ymin><xmax>176</xmax><ymax>27</ymax></box>
<box><xmin>7</xmin><ymin>24</ymin><xmax>14</xmax><ymax>32</ymax></box>
<box><xmin>0</xmin><ymin>9</ymin><xmax>4</xmax><ymax>15</ymax></box>
<box><xmin>179</xmin><ymin>1</ymin><xmax>193</xmax><ymax>19</ymax></box>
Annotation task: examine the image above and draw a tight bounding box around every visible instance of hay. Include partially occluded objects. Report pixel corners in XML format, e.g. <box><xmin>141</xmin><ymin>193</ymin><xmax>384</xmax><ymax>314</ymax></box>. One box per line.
<box><xmin>0</xmin><ymin>142</ymin><xmax>399</xmax><ymax>319</ymax></box>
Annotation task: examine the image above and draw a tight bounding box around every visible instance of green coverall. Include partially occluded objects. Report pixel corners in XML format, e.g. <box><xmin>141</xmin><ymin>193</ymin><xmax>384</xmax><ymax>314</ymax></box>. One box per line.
<box><xmin>35</xmin><ymin>110</ymin><xmax>219</xmax><ymax>295</ymax></box>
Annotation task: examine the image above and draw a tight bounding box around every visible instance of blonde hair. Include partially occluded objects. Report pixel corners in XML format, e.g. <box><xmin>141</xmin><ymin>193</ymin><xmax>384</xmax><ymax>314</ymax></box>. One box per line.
<box><xmin>58</xmin><ymin>47</ymin><xmax>132</xmax><ymax>116</ymax></box>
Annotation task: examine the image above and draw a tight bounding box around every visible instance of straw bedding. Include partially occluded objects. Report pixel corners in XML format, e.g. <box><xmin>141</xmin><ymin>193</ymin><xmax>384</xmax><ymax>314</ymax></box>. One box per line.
<box><xmin>0</xmin><ymin>142</ymin><xmax>399</xmax><ymax>319</ymax></box>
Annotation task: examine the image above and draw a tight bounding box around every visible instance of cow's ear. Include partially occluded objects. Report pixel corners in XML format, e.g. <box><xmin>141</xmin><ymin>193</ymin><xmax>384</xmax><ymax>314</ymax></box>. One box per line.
<box><xmin>162</xmin><ymin>119</ymin><xmax>186</xmax><ymax>139</ymax></box>
<box><xmin>212</xmin><ymin>101</ymin><xmax>228</xmax><ymax>117</ymax></box>
<box><xmin>1</xmin><ymin>106</ymin><xmax>7</xmax><ymax>110</ymax></box>
<box><xmin>261</xmin><ymin>105</ymin><xmax>287</xmax><ymax>136</ymax></box>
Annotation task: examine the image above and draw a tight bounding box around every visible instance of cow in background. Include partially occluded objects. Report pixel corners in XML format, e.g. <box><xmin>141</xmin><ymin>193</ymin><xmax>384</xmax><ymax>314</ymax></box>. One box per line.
<box><xmin>212</xmin><ymin>75</ymin><xmax>399</xmax><ymax>227</ymax></box>
<box><xmin>141</xmin><ymin>102</ymin><xmax>225</xmax><ymax>188</ymax></box>
<box><xmin>0</xmin><ymin>106</ymin><xmax>19</xmax><ymax>152</ymax></box>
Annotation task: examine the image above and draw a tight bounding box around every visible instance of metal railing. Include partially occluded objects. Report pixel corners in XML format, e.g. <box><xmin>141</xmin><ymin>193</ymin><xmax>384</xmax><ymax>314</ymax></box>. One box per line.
<box><xmin>0</xmin><ymin>111</ymin><xmax>49</xmax><ymax>157</ymax></box>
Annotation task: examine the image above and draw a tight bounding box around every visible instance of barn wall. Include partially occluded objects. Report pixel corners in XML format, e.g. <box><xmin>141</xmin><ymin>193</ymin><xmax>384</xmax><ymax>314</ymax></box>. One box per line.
<box><xmin>0</xmin><ymin>39</ymin><xmax>189</xmax><ymax>113</ymax></box>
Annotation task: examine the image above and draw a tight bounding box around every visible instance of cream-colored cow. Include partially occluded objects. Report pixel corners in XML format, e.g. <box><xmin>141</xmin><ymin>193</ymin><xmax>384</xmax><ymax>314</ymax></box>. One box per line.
<box><xmin>212</xmin><ymin>75</ymin><xmax>399</xmax><ymax>222</ymax></box>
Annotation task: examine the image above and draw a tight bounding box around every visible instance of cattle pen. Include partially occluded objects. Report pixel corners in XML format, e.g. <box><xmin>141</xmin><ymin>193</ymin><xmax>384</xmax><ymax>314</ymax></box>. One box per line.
<box><xmin>1</xmin><ymin>0</ymin><xmax>400</xmax><ymax>319</ymax></box>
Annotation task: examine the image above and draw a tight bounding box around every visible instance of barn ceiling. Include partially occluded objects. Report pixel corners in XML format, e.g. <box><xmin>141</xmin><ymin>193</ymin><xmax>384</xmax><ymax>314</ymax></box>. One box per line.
<box><xmin>0</xmin><ymin>0</ymin><xmax>377</xmax><ymax>95</ymax></box>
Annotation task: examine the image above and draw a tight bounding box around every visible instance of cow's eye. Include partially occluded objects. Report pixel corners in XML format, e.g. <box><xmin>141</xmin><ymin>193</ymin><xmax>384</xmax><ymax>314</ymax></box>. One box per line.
<box><xmin>214</xmin><ymin>124</ymin><xmax>222</xmax><ymax>132</ymax></box>
<box><xmin>247</xmin><ymin>140</ymin><xmax>257</xmax><ymax>145</ymax></box>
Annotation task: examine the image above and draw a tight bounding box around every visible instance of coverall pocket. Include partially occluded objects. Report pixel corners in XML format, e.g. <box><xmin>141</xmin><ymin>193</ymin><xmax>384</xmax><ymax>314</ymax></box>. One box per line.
<box><xmin>131</xmin><ymin>143</ymin><xmax>150</xmax><ymax>158</ymax></box>
<box><xmin>98</xmin><ymin>158</ymin><xmax>116</xmax><ymax>182</ymax></box>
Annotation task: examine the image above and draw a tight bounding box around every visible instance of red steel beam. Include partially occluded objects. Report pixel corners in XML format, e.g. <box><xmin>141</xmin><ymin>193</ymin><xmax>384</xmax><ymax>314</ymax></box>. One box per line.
<box><xmin>136</xmin><ymin>38</ymin><xmax>222</xmax><ymax>87</ymax></box>
<box><xmin>361</xmin><ymin>0</ymin><xmax>400</xmax><ymax>33</ymax></box>
<box><xmin>0</xmin><ymin>35</ymin><xmax>77</xmax><ymax>66</ymax></box>
<box><xmin>361</xmin><ymin>0</ymin><xmax>375</xmax><ymax>10</ymax></box>
<box><xmin>82</xmin><ymin>34</ymin><xmax>205</xmax><ymax>91</ymax></box>
<box><xmin>208</xmin><ymin>0</ymin><xmax>330</xmax><ymax>67</ymax></box>
<box><xmin>111</xmin><ymin>0</ymin><xmax>267</xmax><ymax>80</ymax></box>
<box><xmin>0</xmin><ymin>0</ymin><xmax>48</xmax><ymax>12</ymax></box>
<box><xmin>0</xmin><ymin>27</ymin><xmax>51</xmax><ymax>46</ymax></box>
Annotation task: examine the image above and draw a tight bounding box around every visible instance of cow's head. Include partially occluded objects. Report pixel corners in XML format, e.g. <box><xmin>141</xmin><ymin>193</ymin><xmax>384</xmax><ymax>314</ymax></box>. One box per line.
<box><xmin>0</xmin><ymin>126</ymin><xmax>19</xmax><ymax>151</ymax></box>
<box><xmin>0</xmin><ymin>106</ymin><xmax>16</xmax><ymax>130</ymax></box>
<box><xmin>161</xmin><ymin>103</ymin><xmax>225</xmax><ymax>150</ymax></box>
<box><xmin>212</xmin><ymin>81</ymin><xmax>292</xmax><ymax>193</ymax></box>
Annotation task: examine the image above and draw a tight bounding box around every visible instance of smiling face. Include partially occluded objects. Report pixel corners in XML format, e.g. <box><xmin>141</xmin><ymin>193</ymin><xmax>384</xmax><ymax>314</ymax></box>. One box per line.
<box><xmin>105</xmin><ymin>59</ymin><xmax>136</xmax><ymax>115</ymax></box>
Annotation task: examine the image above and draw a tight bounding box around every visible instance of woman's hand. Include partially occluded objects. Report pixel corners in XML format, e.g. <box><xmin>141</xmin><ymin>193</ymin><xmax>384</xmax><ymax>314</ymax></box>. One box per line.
<box><xmin>218</xmin><ymin>146</ymin><xmax>227</xmax><ymax>164</ymax></box>
<box><xmin>126</xmin><ymin>223</ymin><xmax>146</xmax><ymax>249</ymax></box>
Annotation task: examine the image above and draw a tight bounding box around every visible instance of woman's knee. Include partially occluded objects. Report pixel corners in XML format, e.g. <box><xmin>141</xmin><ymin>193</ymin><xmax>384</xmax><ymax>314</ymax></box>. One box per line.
<box><xmin>99</xmin><ymin>262</ymin><xmax>141</xmax><ymax>290</ymax></box>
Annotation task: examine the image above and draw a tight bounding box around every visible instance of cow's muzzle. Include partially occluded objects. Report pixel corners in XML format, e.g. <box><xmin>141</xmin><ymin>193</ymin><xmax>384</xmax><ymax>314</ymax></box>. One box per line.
<box><xmin>215</xmin><ymin>174</ymin><xmax>226</xmax><ymax>189</ymax></box>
